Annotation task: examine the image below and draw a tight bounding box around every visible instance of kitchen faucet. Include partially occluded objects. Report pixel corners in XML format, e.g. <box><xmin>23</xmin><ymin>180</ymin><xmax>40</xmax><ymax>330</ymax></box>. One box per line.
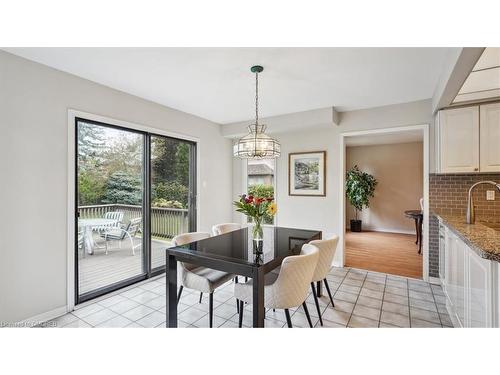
<box><xmin>466</xmin><ymin>181</ymin><xmax>500</xmax><ymax>224</ymax></box>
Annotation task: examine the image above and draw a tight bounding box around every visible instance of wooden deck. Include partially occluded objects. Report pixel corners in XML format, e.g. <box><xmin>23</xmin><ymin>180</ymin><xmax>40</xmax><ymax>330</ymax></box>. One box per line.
<box><xmin>78</xmin><ymin>236</ymin><xmax>171</xmax><ymax>295</ymax></box>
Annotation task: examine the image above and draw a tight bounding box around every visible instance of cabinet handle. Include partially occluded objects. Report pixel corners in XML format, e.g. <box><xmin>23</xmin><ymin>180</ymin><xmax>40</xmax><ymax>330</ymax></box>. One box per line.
<box><xmin>474</xmin><ymin>168</ymin><xmax>479</xmax><ymax>171</ymax></box>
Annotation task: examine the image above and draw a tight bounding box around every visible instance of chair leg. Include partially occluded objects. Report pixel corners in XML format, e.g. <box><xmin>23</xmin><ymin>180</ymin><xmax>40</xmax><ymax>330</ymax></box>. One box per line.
<box><xmin>311</xmin><ymin>283</ymin><xmax>323</xmax><ymax>326</ymax></box>
<box><xmin>199</xmin><ymin>292</ymin><xmax>203</xmax><ymax>303</ymax></box>
<box><xmin>177</xmin><ymin>285</ymin><xmax>183</xmax><ymax>305</ymax></box>
<box><xmin>284</xmin><ymin>309</ymin><xmax>293</xmax><ymax>328</ymax></box>
<box><xmin>323</xmin><ymin>278</ymin><xmax>335</xmax><ymax>307</ymax></box>
<box><xmin>302</xmin><ymin>302</ymin><xmax>313</xmax><ymax>328</ymax></box>
<box><xmin>238</xmin><ymin>300</ymin><xmax>244</xmax><ymax>328</ymax></box>
<box><xmin>235</xmin><ymin>276</ymin><xmax>239</xmax><ymax>313</ymax></box>
<box><xmin>209</xmin><ymin>292</ymin><xmax>214</xmax><ymax>328</ymax></box>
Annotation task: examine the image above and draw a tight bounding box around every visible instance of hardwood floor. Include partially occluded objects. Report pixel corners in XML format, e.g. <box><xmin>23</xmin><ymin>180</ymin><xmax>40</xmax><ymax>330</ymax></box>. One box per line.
<box><xmin>345</xmin><ymin>231</ymin><xmax>423</xmax><ymax>279</ymax></box>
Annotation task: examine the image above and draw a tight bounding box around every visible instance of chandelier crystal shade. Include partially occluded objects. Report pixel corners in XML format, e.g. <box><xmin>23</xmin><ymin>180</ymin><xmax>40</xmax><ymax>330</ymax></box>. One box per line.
<box><xmin>233</xmin><ymin>66</ymin><xmax>281</xmax><ymax>159</ymax></box>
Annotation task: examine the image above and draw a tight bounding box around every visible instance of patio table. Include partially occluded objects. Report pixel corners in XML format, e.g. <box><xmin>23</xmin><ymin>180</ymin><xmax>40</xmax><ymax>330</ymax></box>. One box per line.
<box><xmin>165</xmin><ymin>226</ymin><xmax>322</xmax><ymax>328</ymax></box>
<box><xmin>78</xmin><ymin>218</ymin><xmax>118</xmax><ymax>255</ymax></box>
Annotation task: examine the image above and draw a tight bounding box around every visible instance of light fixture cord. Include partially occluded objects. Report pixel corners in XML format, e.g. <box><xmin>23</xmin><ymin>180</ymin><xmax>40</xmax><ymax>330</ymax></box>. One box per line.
<box><xmin>255</xmin><ymin>70</ymin><xmax>259</xmax><ymax>126</ymax></box>
<box><xmin>253</xmin><ymin>71</ymin><xmax>259</xmax><ymax>156</ymax></box>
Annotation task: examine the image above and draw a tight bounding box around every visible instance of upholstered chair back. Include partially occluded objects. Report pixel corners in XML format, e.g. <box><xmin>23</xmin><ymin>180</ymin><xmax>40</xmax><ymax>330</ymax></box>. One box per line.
<box><xmin>212</xmin><ymin>223</ymin><xmax>242</xmax><ymax>236</ymax></box>
<box><xmin>268</xmin><ymin>244</ymin><xmax>319</xmax><ymax>309</ymax></box>
<box><xmin>309</xmin><ymin>237</ymin><xmax>339</xmax><ymax>283</ymax></box>
<box><xmin>172</xmin><ymin>232</ymin><xmax>211</xmax><ymax>271</ymax></box>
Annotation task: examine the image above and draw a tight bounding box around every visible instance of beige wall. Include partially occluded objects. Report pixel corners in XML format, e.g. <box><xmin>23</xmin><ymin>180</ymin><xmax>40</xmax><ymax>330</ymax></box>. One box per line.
<box><xmin>346</xmin><ymin>142</ymin><xmax>423</xmax><ymax>233</ymax></box>
<box><xmin>0</xmin><ymin>51</ymin><xmax>233</xmax><ymax>323</ymax></box>
<box><xmin>232</xmin><ymin>100</ymin><xmax>432</xmax><ymax>266</ymax></box>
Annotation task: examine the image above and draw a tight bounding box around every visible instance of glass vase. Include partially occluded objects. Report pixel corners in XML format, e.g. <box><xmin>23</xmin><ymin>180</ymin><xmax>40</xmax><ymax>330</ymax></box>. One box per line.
<box><xmin>252</xmin><ymin>216</ymin><xmax>264</xmax><ymax>254</ymax></box>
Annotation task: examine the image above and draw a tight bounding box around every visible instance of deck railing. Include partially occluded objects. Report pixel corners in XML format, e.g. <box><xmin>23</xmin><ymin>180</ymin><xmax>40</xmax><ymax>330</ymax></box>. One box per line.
<box><xmin>78</xmin><ymin>204</ymin><xmax>188</xmax><ymax>239</ymax></box>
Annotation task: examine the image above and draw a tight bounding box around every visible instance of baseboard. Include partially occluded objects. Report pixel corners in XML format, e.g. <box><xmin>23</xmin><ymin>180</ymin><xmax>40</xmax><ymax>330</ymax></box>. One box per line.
<box><xmin>428</xmin><ymin>276</ymin><xmax>441</xmax><ymax>285</ymax></box>
<box><xmin>16</xmin><ymin>306</ymin><xmax>68</xmax><ymax>327</ymax></box>
<box><xmin>345</xmin><ymin>227</ymin><xmax>415</xmax><ymax>235</ymax></box>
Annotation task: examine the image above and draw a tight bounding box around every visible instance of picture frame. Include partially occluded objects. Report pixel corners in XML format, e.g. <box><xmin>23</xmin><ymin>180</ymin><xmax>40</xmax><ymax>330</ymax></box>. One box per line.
<box><xmin>288</xmin><ymin>151</ymin><xmax>326</xmax><ymax>196</ymax></box>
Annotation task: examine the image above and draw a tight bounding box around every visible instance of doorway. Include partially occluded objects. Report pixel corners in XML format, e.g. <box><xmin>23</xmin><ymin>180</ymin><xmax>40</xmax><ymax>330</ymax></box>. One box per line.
<box><xmin>339</xmin><ymin>125</ymin><xmax>429</xmax><ymax>280</ymax></box>
<box><xmin>75</xmin><ymin>117</ymin><xmax>196</xmax><ymax>304</ymax></box>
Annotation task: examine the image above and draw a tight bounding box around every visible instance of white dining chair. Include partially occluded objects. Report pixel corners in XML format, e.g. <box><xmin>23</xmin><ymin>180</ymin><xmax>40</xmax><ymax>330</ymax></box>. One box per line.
<box><xmin>234</xmin><ymin>243</ymin><xmax>319</xmax><ymax>328</ymax></box>
<box><xmin>212</xmin><ymin>222</ymin><xmax>246</xmax><ymax>312</ymax></box>
<box><xmin>211</xmin><ymin>222</ymin><xmax>242</xmax><ymax>236</ymax></box>
<box><xmin>308</xmin><ymin>237</ymin><xmax>339</xmax><ymax>326</ymax></box>
<box><xmin>172</xmin><ymin>232</ymin><xmax>235</xmax><ymax>328</ymax></box>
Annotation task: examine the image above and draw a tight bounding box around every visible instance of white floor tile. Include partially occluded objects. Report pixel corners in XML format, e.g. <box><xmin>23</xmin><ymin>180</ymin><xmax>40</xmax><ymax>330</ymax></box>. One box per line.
<box><xmin>136</xmin><ymin>311</ymin><xmax>166</xmax><ymax>328</ymax></box>
<box><xmin>81</xmin><ymin>308</ymin><xmax>119</xmax><ymax>326</ymax></box>
<box><xmin>96</xmin><ymin>315</ymin><xmax>133</xmax><ymax>328</ymax></box>
<box><xmin>72</xmin><ymin>303</ymin><xmax>105</xmax><ymax>319</ymax></box>
<box><xmin>122</xmin><ymin>305</ymin><xmax>155</xmax><ymax>321</ymax></box>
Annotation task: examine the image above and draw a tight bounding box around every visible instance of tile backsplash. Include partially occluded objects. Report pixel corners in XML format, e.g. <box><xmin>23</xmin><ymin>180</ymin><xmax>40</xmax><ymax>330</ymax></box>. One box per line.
<box><xmin>428</xmin><ymin>173</ymin><xmax>500</xmax><ymax>278</ymax></box>
<box><xmin>430</xmin><ymin>173</ymin><xmax>500</xmax><ymax>222</ymax></box>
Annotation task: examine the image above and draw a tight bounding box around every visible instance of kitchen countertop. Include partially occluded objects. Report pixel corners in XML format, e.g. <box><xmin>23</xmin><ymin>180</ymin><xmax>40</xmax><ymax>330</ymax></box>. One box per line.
<box><xmin>433</xmin><ymin>211</ymin><xmax>500</xmax><ymax>262</ymax></box>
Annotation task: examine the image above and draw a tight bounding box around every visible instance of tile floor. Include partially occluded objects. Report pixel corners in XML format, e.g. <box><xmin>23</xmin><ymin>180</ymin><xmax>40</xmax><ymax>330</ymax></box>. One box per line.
<box><xmin>46</xmin><ymin>267</ymin><xmax>453</xmax><ymax>328</ymax></box>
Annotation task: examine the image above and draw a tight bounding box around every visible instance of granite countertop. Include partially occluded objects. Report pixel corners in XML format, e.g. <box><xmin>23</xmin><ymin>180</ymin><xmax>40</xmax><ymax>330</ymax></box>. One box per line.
<box><xmin>433</xmin><ymin>211</ymin><xmax>500</xmax><ymax>262</ymax></box>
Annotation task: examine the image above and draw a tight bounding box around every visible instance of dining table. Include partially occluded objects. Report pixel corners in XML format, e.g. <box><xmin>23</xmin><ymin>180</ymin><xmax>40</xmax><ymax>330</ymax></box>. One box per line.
<box><xmin>165</xmin><ymin>226</ymin><xmax>322</xmax><ymax>327</ymax></box>
<box><xmin>78</xmin><ymin>218</ymin><xmax>118</xmax><ymax>255</ymax></box>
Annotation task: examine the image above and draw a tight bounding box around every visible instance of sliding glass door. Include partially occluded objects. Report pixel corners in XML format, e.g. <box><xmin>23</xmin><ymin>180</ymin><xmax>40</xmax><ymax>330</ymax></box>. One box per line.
<box><xmin>150</xmin><ymin>135</ymin><xmax>196</xmax><ymax>271</ymax></box>
<box><xmin>75</xmin><ymin>118</ymin><xmax>196</xmax><ymax>303</ymax></box>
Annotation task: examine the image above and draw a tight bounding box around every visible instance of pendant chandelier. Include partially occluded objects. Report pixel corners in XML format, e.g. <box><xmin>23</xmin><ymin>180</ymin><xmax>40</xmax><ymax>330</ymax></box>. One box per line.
<box><xmin>233</xmin><ymin>65</ymin><xmax>281</xmax><ymax>159</ymax></box>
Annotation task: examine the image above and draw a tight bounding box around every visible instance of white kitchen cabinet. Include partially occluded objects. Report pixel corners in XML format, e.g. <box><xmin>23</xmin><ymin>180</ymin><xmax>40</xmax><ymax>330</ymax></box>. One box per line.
<box><xmin>436</xmin><ymin>103</ymin><xmax>500</xmax><ymax>173</ymax></box>
<box><xmin>441</xmin><ymin>222</ymin><xmax>497</xmax><ymax>327</ymax></box>
<box><xmin>479</xmin><ymin>102</ymin><xmax>500</xmax><ymax>172</ymax></box>
<box><xmin>444</xmin><ymin>229</ymin><xmax>467</xmax><ymax>327</ymax></box>
<box><xmin>437</xmin><ymin>106</ymin><xmax>479</xmax><ymax>173</ymax></box>
<box><xmin>467</xmin><ymin>249</ymin><xmax>494</xmax><ymax>327</ymax></box>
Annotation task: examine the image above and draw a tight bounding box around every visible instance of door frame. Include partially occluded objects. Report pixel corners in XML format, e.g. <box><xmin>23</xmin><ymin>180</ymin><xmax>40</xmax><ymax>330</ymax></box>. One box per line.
<box><xmin>67</xmin><ymin>109</ymin><xmax>201</xmax><ymax>311</ymax></box>
<box><xmin>338</xmin><ymin>124</ymin><xmax>430</xmax><ymax>281</ymax></box>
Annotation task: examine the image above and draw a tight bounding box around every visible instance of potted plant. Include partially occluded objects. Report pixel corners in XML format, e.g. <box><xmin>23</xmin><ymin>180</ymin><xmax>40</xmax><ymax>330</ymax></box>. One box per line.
<box><xmin>345</xmin><ymin>165</ymin><xmax>377</xmax><ymax>232</ymax></box>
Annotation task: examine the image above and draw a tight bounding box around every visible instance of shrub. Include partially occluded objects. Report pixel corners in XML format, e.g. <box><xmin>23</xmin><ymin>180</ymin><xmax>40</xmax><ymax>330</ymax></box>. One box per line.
<box><xmin>153</xmin><ymin>181</ymin><xmax>189</xmax><ymax>208</ymax></box>
<box><xmin>247</xmin><ymin>184</ymin><xmax>274</xmax><ymax>224</ymax></box>
<box><xmin>152</xmin><ymin>198</ymin><xmax>184</xmax><ymax>209</ymax></box>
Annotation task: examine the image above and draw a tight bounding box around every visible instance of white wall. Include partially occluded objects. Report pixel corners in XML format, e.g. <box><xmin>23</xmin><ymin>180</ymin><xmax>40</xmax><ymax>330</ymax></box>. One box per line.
<box><xmin>346</xmin><ymin>142</ymin><xmax>423</xmax><ymax>234</ymax></box>
<box><xmin>0</xmin><ymin>51</ymin><xmax>233</xmax><ymax>323</ymax></box>
<box><xmin>232</xmin><ymin>99</ymin><xmax>433</xmax><ymax>265</ymax></box>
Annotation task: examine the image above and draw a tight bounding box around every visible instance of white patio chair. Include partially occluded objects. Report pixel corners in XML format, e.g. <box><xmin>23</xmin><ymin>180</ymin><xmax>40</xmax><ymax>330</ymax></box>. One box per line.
<box><xmin>101</xmin><ymin>217</ymin><xmax>142</xmax><ymax>255</ymax></box>
<box><xmin>93</xmin><ymin>211</ymin><xmax>124</xmax><ymax>233</ymax></box>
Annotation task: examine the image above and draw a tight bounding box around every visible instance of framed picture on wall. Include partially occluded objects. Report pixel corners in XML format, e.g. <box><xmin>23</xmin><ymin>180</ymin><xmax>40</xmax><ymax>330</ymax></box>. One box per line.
<box><xmin>288</xmin><ymin>151</ymin><xmax>326</xmax><ymax>196</ymax></box>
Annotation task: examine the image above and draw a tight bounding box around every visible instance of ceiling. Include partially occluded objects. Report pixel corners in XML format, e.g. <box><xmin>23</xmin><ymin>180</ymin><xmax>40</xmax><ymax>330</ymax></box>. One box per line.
<box><xmin>453</xmin><ymin>47</ymin><xmax>500</xmax><ymax>104</ymax></box>
<box><xmin>345</xmin><ymin>129</ymin><xmax>423</xmax><ymax>147</ymax></box>
<box><xmin>4</xmin><ymin>47</ymin><xmax>454</xmax><ymax>124</ymax></box>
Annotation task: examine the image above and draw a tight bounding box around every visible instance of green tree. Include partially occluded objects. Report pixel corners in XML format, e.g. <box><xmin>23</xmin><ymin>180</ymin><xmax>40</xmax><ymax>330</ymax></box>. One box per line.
<box><xmin>78</xmin><ymin>170</ymin><xmax>106</xmax><ymax>205</ymax></box>
<box><xmin>103</xmin><ymin>171</ymin><xmax>142</xmax><ymax>205</ymax></box>
<box><xmin>77</xmin><ymin>122</ymin><xmax>105</xmax><ymax>170</ymax></box>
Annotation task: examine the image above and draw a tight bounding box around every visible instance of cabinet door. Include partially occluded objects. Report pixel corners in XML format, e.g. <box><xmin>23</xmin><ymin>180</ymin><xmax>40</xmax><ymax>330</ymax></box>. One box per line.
<box><xmin>439</xmin><ymin>106</ymin><xmax>480</xmax><ymax>173</ymax></box>
<box><xmin>480</xmin><ymin>103</ymin><xmax>500</xmax><ymax>172</ymax></box>
<box><xmin>467</xmin><ymin>249</ymin><xmax>493</xmax><ymax>327</ymax></box>
<box><xmin>445</xmin><ymin>230</ymin><xmax>457</xmax><ymax>311</ymax></box>
<box><xmin>455</xmin><ymin>239</ymin><xmax>467</xmax><ymax>327</ymax></box>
